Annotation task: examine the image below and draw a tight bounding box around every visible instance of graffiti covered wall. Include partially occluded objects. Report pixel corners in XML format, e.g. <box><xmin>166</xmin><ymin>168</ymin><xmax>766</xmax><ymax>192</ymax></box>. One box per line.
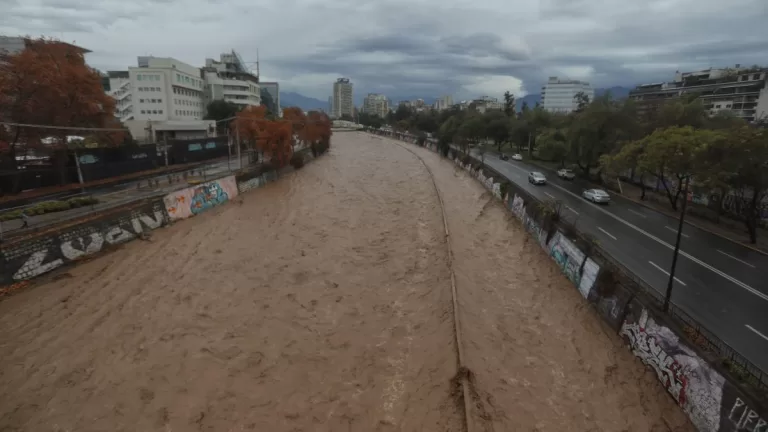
<box><xmin>164</xmin><ymin>176</ymin><xmax>238</xmax><ymax>221</ymax></box>
<box><xmin>1</xmin><ymin>200</ymin><xmax>167</xmax><ymax>284</ymax></box>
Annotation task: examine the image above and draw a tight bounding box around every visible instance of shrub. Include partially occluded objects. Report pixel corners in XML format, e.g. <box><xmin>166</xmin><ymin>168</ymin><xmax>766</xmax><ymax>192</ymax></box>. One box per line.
<box><xmin>462</xmin><ymin>155</ymin><xmax>472</xmax><ymax>166</ymax></box>
<box><xmin>290</xmin><ymin>153</ymin><xmax>305</xmax><ymax>169</ymax></box>
<box><xmin>0</xmin><ymin>196</ymin><xmax>100</xmax><ymax>221</ymax></box>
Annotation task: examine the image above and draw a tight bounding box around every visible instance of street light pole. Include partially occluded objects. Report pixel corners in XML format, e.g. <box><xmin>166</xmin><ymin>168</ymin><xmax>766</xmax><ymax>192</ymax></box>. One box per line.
<box><xmin>663</xmin><ymin>175</ymin><xmax>691</xmax><ymax>312</ymax></box>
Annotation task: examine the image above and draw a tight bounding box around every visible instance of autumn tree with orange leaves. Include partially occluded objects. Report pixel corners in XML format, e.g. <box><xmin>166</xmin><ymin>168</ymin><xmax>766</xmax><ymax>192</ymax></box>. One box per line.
<box><xmin>232</xmin><ymin>106</ymin><xmax>332</xmax><ymax>168</ymax></box>
<box><xmin>0</xmin><ymin>38</ymin><xmax>125</xmax><ymax>164</ymax></box>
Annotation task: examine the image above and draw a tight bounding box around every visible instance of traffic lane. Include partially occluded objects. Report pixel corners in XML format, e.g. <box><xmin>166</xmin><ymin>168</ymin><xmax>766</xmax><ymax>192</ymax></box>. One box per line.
<box><xmin>510</xmin><ymin>156</ymin><xmax>768</xmax><ymax>270</ymax></box>
<box><xmin>487</xmin><ymin>156</ymin><xmax>768</xmax><ymax>298</ymax></box>
<box><xmin>484</xmin><ymin>155</ymin><xmax>768</xmax><ymax>371</ymax></box>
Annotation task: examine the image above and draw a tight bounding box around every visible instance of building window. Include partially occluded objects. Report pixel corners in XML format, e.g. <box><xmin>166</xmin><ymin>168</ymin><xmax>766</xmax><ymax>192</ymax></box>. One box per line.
<box><xmin>159</xmin><ymin>110</ymin><xmax>163</xmax><ymax>114</ymax></box>
<box><xmin>139</xmin><ymin>99</ymin><xmax>144</xmax><ymax>103</ymax></box>
<box><xmin>158</xmin><ymin>99</ymin><xmax>162</xmax><ymax>103</ymax></box>
<box><xmin>140</xmin><ymin>110</ymin><xmax>145</xmax><ymax>114</ymax></box>
<box><xmin>137</xmin><ymin>75</ymin><xmax>142</xmax><ymax>81</ymax></box>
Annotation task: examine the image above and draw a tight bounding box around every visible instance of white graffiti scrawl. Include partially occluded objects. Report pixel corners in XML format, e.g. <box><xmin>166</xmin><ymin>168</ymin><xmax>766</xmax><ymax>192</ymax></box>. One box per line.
<box><xmin>621</xmin><ymin>308</ymin><xmax>725</xmax><ymax>432</ymax></box>
<box><xmin>10</xmin><ymin>209</ymin><xmax>165</xmax><ymax>281</ymax></box>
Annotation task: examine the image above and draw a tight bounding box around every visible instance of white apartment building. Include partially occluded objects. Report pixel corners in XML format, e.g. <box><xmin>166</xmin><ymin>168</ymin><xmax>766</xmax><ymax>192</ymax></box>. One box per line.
<box><xmin>362</xmin><ymin>93</ymin><xmax>389</xmax><ymax>117</ymax></box>
<box><xmin>472</xmin><ymin>96</ymin><xmax>503</xmax><ymax>114</ymax></box>
<box><xmin>332</xmin><ymin>78</ymin><xmax>353</xmax><ymax>118</ymax></box>
<box><xmin>433</xmin><ymin>95</ymin><xmax>453</xmax><ymax>111</ymax></box>
<box><xmin>107</xmin><ymin>56</ymin><xmax>214</xmax><ymax>142</ymax></box>
<box><xmin>202</xmin><ymin>50</ymin><xmax>260</xmax><ymax>110</ymax></box>
<box><xmin>541</xmin><ymin>77</ymin><xmax>594</xmax><ymax>114</ymax></box>
<box><xmin>630</xmin><ymin>65</ymin><xmax>768</xmax><ymax>122</ymax></box>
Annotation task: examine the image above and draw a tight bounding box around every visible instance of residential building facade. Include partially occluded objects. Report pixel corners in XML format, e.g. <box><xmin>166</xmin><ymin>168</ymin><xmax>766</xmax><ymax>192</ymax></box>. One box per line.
<box><xmin>472</xmin><ymin>96</ymin><xmax>503</xmax><ymax>114</ymax></box>
<box><xmin>629</xmin><ymin>65</ymin><xmax>768</xmax><ymax>122</ymax></box>
<box><xmin>202</xmin><ymin>50</ymin><xmax>260</xmax><ymax>110</ymax></box>
<box><xmin>332</xmin><ymin>78</ymin><xmax>353</xmax><ymax>118</ymax></box>
<box><xmin>541</xmin><ymin>77</ymin><xmax>594</xmax><ymax>114</ymax></box>
<box><xmin>362</xmin><ymin>93</ymin><xmax>389</xmax><ymax>117</ymax></box>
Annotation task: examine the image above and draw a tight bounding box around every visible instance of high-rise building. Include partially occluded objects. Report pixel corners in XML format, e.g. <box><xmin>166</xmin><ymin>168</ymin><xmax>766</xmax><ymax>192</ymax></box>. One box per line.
<box><xmin>332</xmin><ymin>78</ymin><xmax>353</xmax><ymax>118</ymax></box>
<box><xmin>629</xmin><ymin>66</ymin><xmax>768</xmax><ymax>122</ymax></box>
<box><xmin>433</xmin><ymin>95</ymin><xmax>454</xmax><ymax>111</ymax></box>
<box><xmin>259</xmin><ymin>81</ymin><xmax>280</xmax><ymax>116</ymax></box>
<box><xmin>541</xmin><ymin>77</ymin><xmax>594</xmax><ymax>114</ymax></box>
<box><xmin>202</xmin><ymin>50</ymin><xmax>260</xmax><ymax>110</ymax></box>
<box><xmin>362</xmin><ymin>93</ymin><xmax>389</xmax><ymax>117</ymax></box>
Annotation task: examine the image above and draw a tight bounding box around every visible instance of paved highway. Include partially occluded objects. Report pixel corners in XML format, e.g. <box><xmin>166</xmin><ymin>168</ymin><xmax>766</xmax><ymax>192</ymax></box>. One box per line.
<box><xmin>476</xmin><ymin>151</ymin><xmax>768</xmax><ymax>373</ymax></box>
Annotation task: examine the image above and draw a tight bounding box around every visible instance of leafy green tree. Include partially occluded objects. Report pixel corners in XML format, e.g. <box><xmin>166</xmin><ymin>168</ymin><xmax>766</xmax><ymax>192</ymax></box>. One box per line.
<box><xmin>487</xmin><ymin>117</ymin><xmax>510</xmax><ymax>152</ymax></box>
<box><xmin>536</xmin><ymin>129</ymin><xmax>569</xmax><ymax>167</ymax></box>
<box><xmin>503</xmin><ymin>91</ymin><xmax>516</xmax><ymax>117</ymax></box>
<box><xmin>567</xmin><ymin>95</ymin><xmax>638</xmax><ymax>179</ymax></box>
<box><xmin>573</xmin><ymin>91</ymin><xmax>591</xmax><ymax>112</ymax></box>
<box><xmin>204</xmin><ymin>100</ymin><xmax>242</xmax><ymax>134</ymax></box>
<box><xmin>607</xmin><ymin>126</ymin><xmax>719</xmax><ymax>210</ymax></box>
<box><xmin>697</xmin><ymin>127</ymin><xmax>768</xmax><ymax>243</ymax></box>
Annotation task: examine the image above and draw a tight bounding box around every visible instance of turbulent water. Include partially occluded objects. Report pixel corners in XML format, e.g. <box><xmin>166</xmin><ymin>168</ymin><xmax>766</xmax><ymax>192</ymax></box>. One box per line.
<box><xmin>0</xmin><ymin>132</ymin><xmax>691</xmax><ymax>431</ymax></box>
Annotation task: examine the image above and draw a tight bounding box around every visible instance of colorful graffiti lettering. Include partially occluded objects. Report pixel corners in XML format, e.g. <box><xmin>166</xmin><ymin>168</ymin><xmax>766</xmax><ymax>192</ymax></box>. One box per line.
<box><xmin>190</xmin><ymin>182</ymin><xmax>229</xmax><ymax>215</ymax></box>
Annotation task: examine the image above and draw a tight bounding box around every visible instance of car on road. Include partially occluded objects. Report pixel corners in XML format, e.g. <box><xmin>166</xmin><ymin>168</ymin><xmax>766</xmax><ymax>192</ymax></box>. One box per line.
<box><xmin>528</xmin><ymin>171</ymin><xmax>547</xmax><ymax>185</ymax></box>
<box><xmin>512</xmin><ymin>154</ymin><xmax>523</xmax><ymax>161</ymax></box>
<box><xmin>557</xmin><ymin>168</ymin><xmax>576</xmax><ymax>180</ymax></box>
<box><xmin>500</xmin><ymin>154</ymin><xmax>509</xmax><ymax>161</ymax></box>
<box><xmin>582</xmin><ymin>189</ymin><xmax>611</xmax><ymax>204</ymax></box>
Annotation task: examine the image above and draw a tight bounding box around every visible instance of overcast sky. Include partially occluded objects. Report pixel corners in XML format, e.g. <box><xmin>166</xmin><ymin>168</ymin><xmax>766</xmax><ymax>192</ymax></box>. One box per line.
<box><xmin>2</xmin><ymin>0</ymin><xmax>767</xmax><ymax>102</ymax></box>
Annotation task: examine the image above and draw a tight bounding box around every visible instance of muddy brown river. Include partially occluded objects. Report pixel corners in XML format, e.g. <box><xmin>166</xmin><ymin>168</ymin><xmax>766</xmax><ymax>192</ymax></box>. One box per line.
<box><xmin>0</xmin><ymin>132</ymin><xmax>692</xmax><ymax>431</ymax></box>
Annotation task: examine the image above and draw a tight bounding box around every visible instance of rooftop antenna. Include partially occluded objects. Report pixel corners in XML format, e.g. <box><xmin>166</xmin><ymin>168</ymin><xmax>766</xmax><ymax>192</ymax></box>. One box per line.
<box><xmin>256</xmin><ymin>48</ymin><xmax>260</xmax><ymax>78</ymax></box>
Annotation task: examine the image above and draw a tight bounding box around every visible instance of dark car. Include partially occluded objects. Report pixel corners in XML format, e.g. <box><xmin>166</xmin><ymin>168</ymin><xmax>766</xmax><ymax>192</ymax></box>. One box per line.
<box><xmin>500</xmin><ymin>154</ymin><xmax>509</xmax><ymax>161</ymax></box>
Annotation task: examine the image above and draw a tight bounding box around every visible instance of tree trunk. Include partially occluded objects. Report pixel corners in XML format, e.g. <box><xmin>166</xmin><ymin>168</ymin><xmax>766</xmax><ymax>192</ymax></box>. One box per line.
<box><xmin>745</xmin><ymin>191</ymin><xmax>761</xmax><ymax>244</ymax></box>
<box><xmin>639</xmin><ymin>173</ymin><xmax>647</xmax><ymax>200</ymax></box>
<box><xmin>659</xmin><ymin>175</ymin><xmax>678</xmax><ymax>210</ymax></box>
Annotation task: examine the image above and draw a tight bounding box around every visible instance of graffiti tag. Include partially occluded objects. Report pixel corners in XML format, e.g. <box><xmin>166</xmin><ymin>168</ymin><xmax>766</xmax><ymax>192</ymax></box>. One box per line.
<box><xmin>190</xmin><ymin>183</ymin><xmax>229</xmax><ymax>215</ymax></box>
<box><xmin>10</xmin><ymin>210</ymin><xmax>165</xmax><ymax>281</ymax></box>
<box><xmin>728</xmin><ymin>397</ymin><xmax>767</xmax><ymax>432</ymax></box>
<box><xmin>621</xmin><ymin>309</ymin><xmax>689</xmax><ymax>406</ymax></box>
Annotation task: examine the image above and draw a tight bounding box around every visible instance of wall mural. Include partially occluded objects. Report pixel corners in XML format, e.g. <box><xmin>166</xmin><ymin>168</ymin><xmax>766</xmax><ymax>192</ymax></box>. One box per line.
<box><xmin>163</xmin><ymin>176</ymin><xmax>238</xmax><ymax>221</ymax></box>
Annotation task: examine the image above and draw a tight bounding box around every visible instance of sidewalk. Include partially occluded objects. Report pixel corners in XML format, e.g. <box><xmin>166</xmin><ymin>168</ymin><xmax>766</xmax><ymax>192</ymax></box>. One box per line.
<box><xmin>522</xmin><ymin>157</ymin><xmax>768</xmax><ymax>255</ymax></box>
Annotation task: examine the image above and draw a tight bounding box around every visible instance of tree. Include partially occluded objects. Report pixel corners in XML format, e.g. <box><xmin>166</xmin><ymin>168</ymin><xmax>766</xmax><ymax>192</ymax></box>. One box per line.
<box><xmin>567</xmin><ymin>95</ymin><xmax>638</xmax><ymax>179</ymax></box>
<box><xmin>536</xmin><ymin>129</ymin><xmax>569</xmax><ymax>167</ymax></box>
<box><xmin>573</xmin><ymin>91</ymin><xmax>591</xmax><ymax>111</ymax></box>
<box><xmin>0</xmin><ymin>38</ymin><xmax>122</xmax><ymax>189</ymax></box>
<box><xmin>486</xmin><ymin>118</ymin><xmax>509</xmax><ymax>152</ymax></box>
<box><xmin>204</xmin><ymin>100</ymin><xmax>241</xmax><ymax>134</ymax></box>
<box><xmin>608</xmin><ymin>126</ymin><xmax>719</xmax><ymax>210</ymax></box>
<box><xmin>503</xmin><ymin>91</ymin><xmax>516</xmax><ymax>117</ymax></box>
<box><xmin>697</xmin><ymin>127</ymin><xmax>768</xmax><ymax>243</ymax></box>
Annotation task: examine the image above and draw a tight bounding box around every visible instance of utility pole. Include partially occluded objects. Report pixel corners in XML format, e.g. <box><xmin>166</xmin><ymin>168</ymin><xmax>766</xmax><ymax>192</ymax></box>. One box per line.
<box><xmin>663</xmin><ymin>176</ymin><xmax>690</xmax><ymax>312</ymax></box>
<box><xmin>235</xmin><ymin>123</ymin><xmax>241</xmax><ymax>170</ymax></box>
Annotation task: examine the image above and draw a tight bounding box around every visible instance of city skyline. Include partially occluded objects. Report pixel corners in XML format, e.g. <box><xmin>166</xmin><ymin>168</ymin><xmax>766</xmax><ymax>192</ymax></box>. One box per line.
<box><xmin>2</xmin><ymin>0</ymin><xmax>766</xmax><ymax>102</ymax></box>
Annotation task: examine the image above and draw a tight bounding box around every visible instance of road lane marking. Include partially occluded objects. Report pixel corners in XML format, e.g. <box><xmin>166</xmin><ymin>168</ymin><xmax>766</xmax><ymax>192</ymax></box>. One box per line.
<box><xmin>717</xmin><ymin>250</ymin><xmax>756</xmax><ymax>268</ymax></box>
<box><xmin>746</xmin><ymin>325</ymin><xmax>768</xmax><ymax>342</ymax></box>
<box><xmin>648</xmin><ymin>261</ymin><xmax>687</xmax><ymax>286</ymax></box>
<box><xmin>566</xmin><ymin>206</ymin><xmax>579</xmax><ymax>215</ymax></box>
<box><xmin>544</xmin><ymin>192</ymin><xmax>556</xmax><ymax>199</ymax></box>
<box><xmin>485</xmin><ymin>160</ymin><xmax>768</xmax><ymax>302</ymax></box>
<box><xmin>598</xmin><ymin>227</ymin><xmax>617</xmax><ymax>240</ymax></box>
<box><xmin>665</xmin><ymin>226</ymin><xmax>689</xmax><ymax>238</ymax></box>
<box><xmin>628</xmin><ymin>209</ymin><xmax>647</xmax><ymax>218</ymax></box>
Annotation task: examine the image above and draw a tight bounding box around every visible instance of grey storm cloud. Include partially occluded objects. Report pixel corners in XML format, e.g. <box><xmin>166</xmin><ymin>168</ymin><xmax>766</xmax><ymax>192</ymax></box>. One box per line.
<box><xmin>1</xmin><ymin>0</ymin><xmax>767</xmax><ymax>100</ymax></box>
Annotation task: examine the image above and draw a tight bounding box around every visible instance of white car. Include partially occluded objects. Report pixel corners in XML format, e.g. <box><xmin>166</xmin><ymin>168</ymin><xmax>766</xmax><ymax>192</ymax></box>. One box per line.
<box><xmin>557</xmin><ymin>168</ymin><xmax>576</xmax><ymax>180</ymax></box>
<box><xmin>512</xmin><ymin>154</ymin><xmax>523</xmax><ymax>161</ymax></box>
<box><xmin>528</xmin><ymin>171</ymin><xmax>547</xmax><ymax>185</ymax></box>
<box><xmin>582</xmin><ymin>189</ymin><xmax>611</xmax><ymax>204</ymax></box>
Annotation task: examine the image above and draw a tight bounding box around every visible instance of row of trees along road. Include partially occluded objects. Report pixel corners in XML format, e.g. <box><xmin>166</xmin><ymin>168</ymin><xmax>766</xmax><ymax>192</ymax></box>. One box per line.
<box><xmin>360</xmin><ymin>91</ymin><xmax>768</xmax><ymax>244</ymax></box>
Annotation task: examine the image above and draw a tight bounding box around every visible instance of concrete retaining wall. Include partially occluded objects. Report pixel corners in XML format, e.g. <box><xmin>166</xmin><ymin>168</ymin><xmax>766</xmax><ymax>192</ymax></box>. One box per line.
<box><xmin>0</xmin><ymin>200</ymin><xmax>168</xmax><ymax>284</ymax></box>
<box><xmin>1</xmin><ymin>148</ymin><xmax>323</xmax><ymax>286</ymax></box>
<box><xmin>380</xmin><ymin>132</ymin><xmax>767</xmax><ymax>432</ymax></box>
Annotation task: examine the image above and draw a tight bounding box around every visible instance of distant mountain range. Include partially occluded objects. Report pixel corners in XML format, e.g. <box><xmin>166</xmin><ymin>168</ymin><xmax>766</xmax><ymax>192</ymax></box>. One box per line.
<box><xmin>279</xmin><ymin>86</ymin><xmax>633</xmax><ymax>113</ymax></box>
